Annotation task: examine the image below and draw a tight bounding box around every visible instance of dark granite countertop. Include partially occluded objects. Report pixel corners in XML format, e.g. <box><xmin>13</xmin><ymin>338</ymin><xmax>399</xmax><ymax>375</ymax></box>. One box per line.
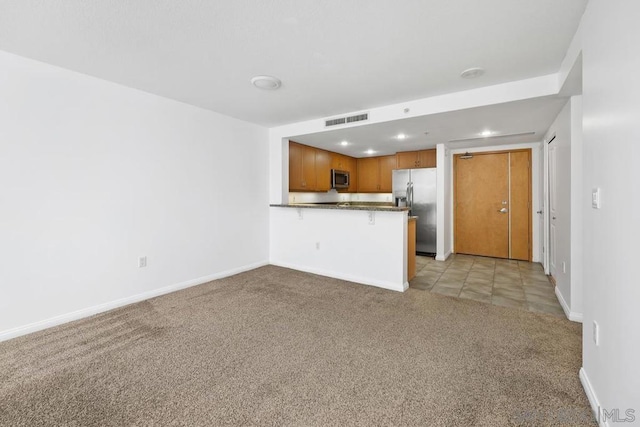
<box><xmin>270</xmin><ymin>203</ymin><xmax>410</xmax><ymax>212</ymax></box>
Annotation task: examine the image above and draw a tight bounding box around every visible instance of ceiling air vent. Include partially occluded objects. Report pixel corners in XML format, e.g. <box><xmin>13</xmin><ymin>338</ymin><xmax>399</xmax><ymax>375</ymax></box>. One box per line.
<box><xmin>346</xmin><ymin>113</ymin><xmax>368</xmax><ymax>123</ymax></box>
<box><xmin>325</xmin><ymin>117</ymin><xmax>346</xmax><ymax>127</ymax></box>
<box><xmin>325</xmin><ymin>112</ymin><xmax>369</xmax><ymax>127</ymax></box>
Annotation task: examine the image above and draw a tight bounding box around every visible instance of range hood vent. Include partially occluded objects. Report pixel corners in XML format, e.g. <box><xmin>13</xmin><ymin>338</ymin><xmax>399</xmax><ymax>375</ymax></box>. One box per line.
<box><xmin>325</xmin><ymin>112</ymin><xmax>369</xmax><ymax>127</ymax></box>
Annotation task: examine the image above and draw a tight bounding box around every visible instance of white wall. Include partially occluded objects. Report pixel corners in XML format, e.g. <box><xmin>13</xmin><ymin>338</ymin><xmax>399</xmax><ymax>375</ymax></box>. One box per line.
<box><xmin>544</xmin><ymin>101</ymin><xmax>573</xmax><ymax>313</ymax></box>
<box><xmin>270</xmin><ymin>207</ymin><xmax>407</xmax><ymax>292</ymax></box>
<box><xmin>579</xmin><ymin>0</ymin><xmax>640</xmax><ymax>420</ymax></box>
<box><xmin>435</xmin><ymin>144</ymin><xmax>451</xmax><ymax>261</ymax></box>
<box><xmin>0</xmin><ymin>51</ymin><xmax>270</xmax><ymax>340</ymax></box>
<box><xmin>569</xmin><ymin>96</ymin><xmax>583</xmax><ymax>319</ymax></box>
<box><xmin>446</xmin><ymin>142</ymin><xmax>544</xmax><ymax>263</ymax></box>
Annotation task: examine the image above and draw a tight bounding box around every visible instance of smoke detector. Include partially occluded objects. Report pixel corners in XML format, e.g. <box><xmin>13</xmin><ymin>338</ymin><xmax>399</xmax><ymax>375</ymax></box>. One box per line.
<box><xmin>251</xmin><ymin>75</ymin><xmax>281</xmax><ymax>90</ymax></box>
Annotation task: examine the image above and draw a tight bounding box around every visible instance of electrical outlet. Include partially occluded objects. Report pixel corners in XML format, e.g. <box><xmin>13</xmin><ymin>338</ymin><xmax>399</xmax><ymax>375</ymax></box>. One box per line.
<box><xmin>315</xmin><ymin>242</ymin><xmax>320</xmax><ymax>250</ymax></box>
<box><xmin>593</xmin><ymin>321</ymin><xmax>599</xmax><ymax>346</ymax></box>
<box><xmin>368</xmin><ymin>211</ymin><xmax>375</xmax><ymax>225</ymax></box>
<box><xmin>138</xmin><ymin>256</ymin><xmax>147</xmax><ymax>268</ymax></box>
<box><xmin>562</xmin><ymin>261</ymin><xmax>566</xmax><ymax>273</ymax></box>
<box><xmin>293</xmin><ymin>196</ymin><xmax>296</xmax><ymax>203</ymax></box>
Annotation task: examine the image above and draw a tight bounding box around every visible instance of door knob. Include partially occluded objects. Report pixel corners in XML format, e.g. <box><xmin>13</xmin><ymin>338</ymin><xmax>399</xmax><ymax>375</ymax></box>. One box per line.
<box><xmin>553</xmin><ymin>216</ymin><xmax>556</xmax><ymax>220</ymax></box>
<box><xmin>498</xmin><ymin>207</ymin><xmax>508</xmax><ymax>213</ymax></box>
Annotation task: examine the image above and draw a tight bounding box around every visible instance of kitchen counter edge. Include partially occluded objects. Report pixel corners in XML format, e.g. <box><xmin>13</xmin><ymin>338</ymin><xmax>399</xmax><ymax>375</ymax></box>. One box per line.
<box><xmin>270</xmin><ymin>204</ymin><xmax>410</xmax><ymax>212</ymax></box>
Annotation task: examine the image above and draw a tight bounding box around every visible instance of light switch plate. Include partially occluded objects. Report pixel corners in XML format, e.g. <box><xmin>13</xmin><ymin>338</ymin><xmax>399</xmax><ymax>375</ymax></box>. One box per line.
<box><xmin>592</xmin><ymin>188</ymin><xmax>601</xmax><ymax>209</ymax></box>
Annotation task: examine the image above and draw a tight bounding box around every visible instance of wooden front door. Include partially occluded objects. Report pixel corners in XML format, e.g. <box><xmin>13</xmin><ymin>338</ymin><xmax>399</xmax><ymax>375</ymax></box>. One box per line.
<box><xmin>455</xmin><ymin>152</ymin><xmax>510</xmax><ymax>258</ymax></box>
<box><xmin>454</xmin><ymin>149</ymin><xmax>531</xmax><ymax>260</ymax></box>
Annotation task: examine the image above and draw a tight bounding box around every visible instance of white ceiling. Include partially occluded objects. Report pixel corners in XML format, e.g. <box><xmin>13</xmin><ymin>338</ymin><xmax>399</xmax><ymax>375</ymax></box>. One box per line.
<box><xmin>290</xmin><ymin>96</ymin><xmax>568</xmax><ymax>157</ymax></box>
<box><xmin>0</xmin><ymin>0</ymin><xmax>587</xmax><ymax>127</ymax></box>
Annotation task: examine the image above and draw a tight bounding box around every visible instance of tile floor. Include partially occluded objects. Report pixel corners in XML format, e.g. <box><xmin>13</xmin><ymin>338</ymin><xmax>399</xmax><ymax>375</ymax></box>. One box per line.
<box><xmin>410</xmin><ymin>254</ymin><xmax>566</xmax><ymax>317</ymax></box>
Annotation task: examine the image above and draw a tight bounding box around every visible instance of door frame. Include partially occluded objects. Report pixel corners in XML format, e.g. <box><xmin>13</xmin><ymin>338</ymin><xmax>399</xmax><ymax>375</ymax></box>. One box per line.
<box><xmin>542</xmin><ymin>134</ymin><xmax>556</xmax><ymax>275</ymax></box>
<box><xmin>453</xmin><ymin>148</ymin><xmax>533</xmax><ymax>260</ymax></box>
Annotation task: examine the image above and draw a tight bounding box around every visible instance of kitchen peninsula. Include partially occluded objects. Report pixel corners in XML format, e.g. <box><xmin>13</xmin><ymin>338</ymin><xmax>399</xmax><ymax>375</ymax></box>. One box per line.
<box><xmin>269</xmin><ymin>203</ymin><xmax>413</xmax><ymax>292</ymax></box>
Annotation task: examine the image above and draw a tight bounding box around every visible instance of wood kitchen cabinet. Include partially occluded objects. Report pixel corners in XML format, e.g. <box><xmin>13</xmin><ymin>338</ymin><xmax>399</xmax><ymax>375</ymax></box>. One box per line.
<box><xmin>357</xmin><ymin>155</ymin><xmax>396</xmax><ymax>192</ymax></box>
<box><xmin>289</xmin><ymin>141</ymin><xmax>332</xmax><ymax>192</ymax></box>
<box><xmin>289</xmin><ymin>141</ymin><xmax>306</xmax><ymax>191</ymax></box>
<box><xmin>330</xmin><ymin>152</ymin><xmax>358</xmax><ymax>192</ymax></box>
<box><xmin>330</xmin><ymin>153</ymin><xmax>348</xmax><ymax>170</ymax></box>
<box><xmin>315</xmin><ymin>148</ymin><xmax>331</xmax><ymax>192</ymax></box>
<box><xmin>345</xmin><ymin>156</ymin><xmax>358</xmax><ymax>193</ymax></box>
<box><xmin>396</xmin><ymin>149</ymin><xmax>437</xmax><ymax>169</ymax></box>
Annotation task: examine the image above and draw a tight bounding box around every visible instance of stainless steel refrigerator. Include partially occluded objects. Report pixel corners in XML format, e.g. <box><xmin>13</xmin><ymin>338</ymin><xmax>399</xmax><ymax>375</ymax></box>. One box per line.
<box><xmin>392</xmin><ymin>168</ymin><xmax>437</xmax><ymax>255</ymax></box>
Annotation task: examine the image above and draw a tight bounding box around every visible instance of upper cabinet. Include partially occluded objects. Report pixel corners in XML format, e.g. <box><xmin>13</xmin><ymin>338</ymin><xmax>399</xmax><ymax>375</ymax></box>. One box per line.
<box><xmin>315</xmin><ymin>149</ymin><xmax>331</xmax><ymax>192</ymax></box>
<box><xmin>330</xmin><ymin>152</ymin><xmax>358</xmax><ymax>193</ymax></box>
<box><xmin>357</xmin><ymin>155</ymin><xmax>396</xmax><ymax>193</ymax></box>
<box><xmin>289</xmin><ymin>141</ymin><xmax>345</xmax><ymax>192</ymax></box>
<box><xmin>289</xmin><ymin>141</ymin><xmax>328</xmax><ymax>191</ymax></box>
<box><xmin>396</xmin><ymin>149</ymin><xmax>437</xmax><ymax>169</ymax></box>
<box><xmin>289</xmin><ymin>143</ymin><xmax>435</xmax><ymax>193</ymax></box>
<box><xmin>289</xmin><ymin>141</ymin><xmax>307</xmax><ymax>191</ymax></box>
<box><xmin>379</xmin><ymin>155</ymin><xmax>396</xmax><ymax>192</ymax></box>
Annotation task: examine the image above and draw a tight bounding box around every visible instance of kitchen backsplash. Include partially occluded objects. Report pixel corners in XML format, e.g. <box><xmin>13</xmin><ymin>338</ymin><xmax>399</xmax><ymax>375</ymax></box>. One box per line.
<box><xmin>288</xmin><ymin>191</ymin><xmax>393</xmax><ymax>204</ymax></box>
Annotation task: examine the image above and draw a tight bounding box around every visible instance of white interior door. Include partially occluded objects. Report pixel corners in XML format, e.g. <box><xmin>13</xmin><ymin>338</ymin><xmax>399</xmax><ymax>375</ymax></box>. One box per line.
<box><xmin>548</xmin><ymin>139</ymin><xmax>558</xmax><ymax>279</ymax></box>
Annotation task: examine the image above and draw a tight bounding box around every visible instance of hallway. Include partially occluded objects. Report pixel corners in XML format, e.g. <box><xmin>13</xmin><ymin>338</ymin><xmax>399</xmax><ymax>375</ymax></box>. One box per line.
<box><xmin>410</xmin><ymin>254</ymin><xmax>565</xmax><ymax>317</ymax></box>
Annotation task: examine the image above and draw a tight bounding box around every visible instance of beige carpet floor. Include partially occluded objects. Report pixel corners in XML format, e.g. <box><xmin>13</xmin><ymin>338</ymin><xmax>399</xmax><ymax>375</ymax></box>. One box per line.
<box><xmin>0</xmin><ymin>266</ymin><xmax>594</xmax><ymax>426</ymax></box>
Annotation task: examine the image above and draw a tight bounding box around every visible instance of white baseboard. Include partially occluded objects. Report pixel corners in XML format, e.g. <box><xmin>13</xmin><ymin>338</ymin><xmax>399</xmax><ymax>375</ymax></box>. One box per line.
<box><xmin>0</xmin><ymin>260</ymin><xmax>268</xmax><ymax>343</ymax></box>
<box><xmin>269</xmin><ymin>261</ymin><xmax>406</xmax><ymax>293</ymax></box>
<box><xmin>435</xmin><ymin>250</ymin><xmax>452</xmax><ymax>262</ymax></box>
<box><xmin>580</xmin><ymin>367</ymin><xmax>608</xmax><ymax>427</ymax></box>
<box><xmin>554</xmin><ymin>286</ymin><xmax>583</xmax><ymax>322</ymax></box>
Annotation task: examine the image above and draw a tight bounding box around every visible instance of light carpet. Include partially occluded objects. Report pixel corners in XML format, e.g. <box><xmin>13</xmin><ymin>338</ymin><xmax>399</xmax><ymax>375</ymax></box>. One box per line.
<box><xmin>0</xmin><ymin>265</ymin><xmax>593</xmax><ymax>426</ymax></box>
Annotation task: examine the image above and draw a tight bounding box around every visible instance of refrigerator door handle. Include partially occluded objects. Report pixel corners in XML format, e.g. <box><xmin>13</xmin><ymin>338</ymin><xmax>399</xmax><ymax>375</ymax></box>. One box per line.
<box><xmin>409</xmin><ymin>182</ymin><xmax>414</xmax><ymax>213</ymax></box>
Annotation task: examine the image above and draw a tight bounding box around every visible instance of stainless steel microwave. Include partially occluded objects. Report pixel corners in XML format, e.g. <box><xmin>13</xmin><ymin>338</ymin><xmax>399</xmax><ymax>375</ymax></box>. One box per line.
<box><xmin>331</xmin><ymin>169</ymin><xmax>350</xmax><ymax>189</ymax></box>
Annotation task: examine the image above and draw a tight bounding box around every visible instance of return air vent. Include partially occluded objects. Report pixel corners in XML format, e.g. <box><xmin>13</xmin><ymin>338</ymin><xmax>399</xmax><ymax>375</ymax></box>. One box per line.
<box><xmin>325</xmin><ymin>112</ymin><xmax>369</xmax><ymax>127</ymax></box>
<box><xmin>325</xmin><ymin>117</ymin><xmax>346</xmax><ymax>127</ymax></box>
<box><xmin>346</xmin><ymin>113</ymin><xmax>368</xmax><ymax>123</ymax></box>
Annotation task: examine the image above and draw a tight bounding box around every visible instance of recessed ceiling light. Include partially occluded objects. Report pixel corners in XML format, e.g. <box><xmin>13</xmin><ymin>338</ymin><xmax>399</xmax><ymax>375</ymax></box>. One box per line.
<box><xmin>481</xmin><ymin>130</ymin><xmax>493</xmax><ymax>137</ymax></box>
<box><xmin>365</xmin><ymin>149</ymin><xmax>376</xmax><ymax>155</ymax></box>
<box><xmin>340</xmin><ymin>141</ymin><xmax>349</xmax><ymax>146</ymax></box>
<box><xmin>460</xmin><ymin>67</ymin><xmax>485</xmax><ymax>79</ymax></box>
<box><xmin>396</xmin><ymin>133</ymin><xmax>406</xmax><ymax>140</ymax></box>
<box><xmin>250</xmin><ymin>75</ymin><xmax>282</xmax><ymax>90</ymax></box>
